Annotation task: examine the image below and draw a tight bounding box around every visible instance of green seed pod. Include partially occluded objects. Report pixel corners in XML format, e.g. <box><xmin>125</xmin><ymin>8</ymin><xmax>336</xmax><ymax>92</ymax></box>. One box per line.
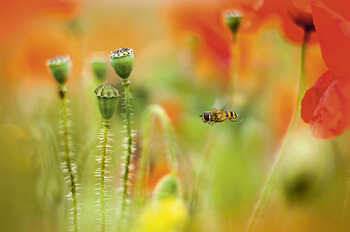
<box><xmin>110</xmin><ymin>48</ymin><xmax>134</xmax><ymax>79</ymax></box>
<box><xmin>46</xmin><ymin>56</ymin><xmax>72</xmax><ymax>84</ymax></box>
<box><xmin>94</xmin><ymin>83</ymin><xmax>119</xmax><ymax>119</ymax></box>
<box><xmin>153</xmin><ymin>174</ymin><xmax>180</xmax><ymax>202</ymax></box>
<box><xmin>91</xmin><ymin>58</ymin><xmax>107</xmax><ymax>83</ymax></box>
<box><xmin>223</xmin><ymin>10</ymin><xmax>242</xmax><ymax>36</ymax></box>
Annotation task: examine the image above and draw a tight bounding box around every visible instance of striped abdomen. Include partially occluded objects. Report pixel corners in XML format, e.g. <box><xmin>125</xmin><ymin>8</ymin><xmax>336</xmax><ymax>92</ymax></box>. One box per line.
<box><xmin>226</xmin><ymin>111</ymin><xmax>238</xmax><ymax>120</ymax></box>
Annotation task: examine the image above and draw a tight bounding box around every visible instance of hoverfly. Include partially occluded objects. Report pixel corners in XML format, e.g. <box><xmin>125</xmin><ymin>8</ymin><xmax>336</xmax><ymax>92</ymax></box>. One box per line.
<box><xmin>200</xmin><ymin>109</ymin><xmax>239</xmax><ymax>125</ymax></box>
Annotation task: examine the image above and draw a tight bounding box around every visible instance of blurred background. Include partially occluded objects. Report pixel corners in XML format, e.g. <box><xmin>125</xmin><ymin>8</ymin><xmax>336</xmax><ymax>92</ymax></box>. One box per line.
<box><xmin>1</xmin><ymin>0</ymin><xmax>350</xmax><ymax>232</ymax></box>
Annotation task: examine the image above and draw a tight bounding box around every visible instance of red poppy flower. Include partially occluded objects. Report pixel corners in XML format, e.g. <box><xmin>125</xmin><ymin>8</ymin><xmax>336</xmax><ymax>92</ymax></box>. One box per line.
<box><xmin>232</xmin><ymin>0</ymin><xmax>317</xmax><ymax>43</ymax></box>
<box><xmin>165</xmin><ymin>0</ymin><xmax>233</xmax><ymax>81</ymax></box>
<box><xmin>164</xmin><ymin>0</ymin><xmax>319</xmax><ymax>86</ymax></box>
<box><xmin>259</xmin><ymin>0</ymin><xmax>316</xmax><ymax>43</ymax></box>
<box><xmin>301</xmin><ymin>0</ymin><xmax>350</xmax><ymax>138</ymax></box>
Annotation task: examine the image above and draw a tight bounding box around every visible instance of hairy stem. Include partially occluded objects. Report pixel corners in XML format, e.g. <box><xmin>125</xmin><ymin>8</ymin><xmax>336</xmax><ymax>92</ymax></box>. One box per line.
<box><xmin>96</xmin><ymin>119</ymin><xmax>112</xmax><ymax>232</ymax></box>
<box><xmin>120</xmin><ymin>79</ymin><xmax>134</xmax><ymax>220</ymax></box>
<box><xmin>246</xmin><ymin>31</ymin><xmax>309</xmax><ymax>232</ymax></box>
<box><xmin>58</xmin><ymin>84</ymin><xmax>79</xmax><ymax>232</ymax></box>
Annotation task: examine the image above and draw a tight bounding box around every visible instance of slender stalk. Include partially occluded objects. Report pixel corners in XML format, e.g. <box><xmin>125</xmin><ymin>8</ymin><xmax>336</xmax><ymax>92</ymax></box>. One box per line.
<box><xmin>58</xmin><ymin>84</ymin><xmax>79</xmax><ymax>232</ymax></box>
<box><xmin>189</xmin><ymin>126</ymin><xmax>216</xmax><ymax>215</ymax></box>
<box><xmin>120</xmin><ymin>79</ymin><xmax>134</xmax><ymax>219</ymax></box>
<box><xmin>96</xmin><ymin>119</ymin><xmax>112</xmax><ymax>232</ymax></box>
<box><xmin>246</xmin><ymin>31</ymin><xmax>309</xmax><ymax>232</ymax></box>
<box><xmin>229</xmin><ymin>33</ymin><xmax>238</xmax><ymax>106</ymax></box>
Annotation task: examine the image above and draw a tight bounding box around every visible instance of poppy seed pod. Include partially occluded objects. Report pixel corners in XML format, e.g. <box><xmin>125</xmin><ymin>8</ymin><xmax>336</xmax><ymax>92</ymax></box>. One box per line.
<box><xmin>223</xmin><ymin>10</ymin><xmax>242</xmax><ymax>35</ymax></box>
<box><xmin>91</xmin><ymin>58</ymin><xmax>107</xmax><ymax>83</ymax></box>
<box><xmin>47</xmin><ymin>56</ymin><xmax>72</xmax><ymax>84</ymax></box>
<box><xmin>110</xmin><ymin>48</ymin><xmax>134</xmax><ymax>79</ymax></box>
<box><xmin>94</xmin><ymin>83</ymin><xmax>119</xmax><ymax>120</ymax></box>
<box><xmin>153</xmin><ymin>174</ymin><xmax>180</xmax><ymax>202</ymax></box>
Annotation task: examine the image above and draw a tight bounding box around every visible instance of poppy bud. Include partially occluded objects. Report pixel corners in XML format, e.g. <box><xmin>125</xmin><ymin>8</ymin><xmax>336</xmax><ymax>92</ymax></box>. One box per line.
<box><xmin>91</xmin><ymin>58</ymin><xmax>107</xmax><ymax>83</ymax></box>
<box><xmin>94</xmin><ymin>82</ymin><xmax>119</xmax><ymax>120</ymax></box>
<box><xmin>110</xmin><ymin>48</ymin><xmax>134</xmax><ymax>79</ymax></box>
<box><xmin>47</xmin><ymin>56</ymin><xmax>72</xmax><ymax>84</ymax></box>
<box><xmin>223</xmin><ymin>10</ymin><xmax>242</xmax><ymax>36</ymax></box>
<box><xmin>153</xmin><ymin>174</ymin><xmax>180</xmax><ymax>202</ymax></box>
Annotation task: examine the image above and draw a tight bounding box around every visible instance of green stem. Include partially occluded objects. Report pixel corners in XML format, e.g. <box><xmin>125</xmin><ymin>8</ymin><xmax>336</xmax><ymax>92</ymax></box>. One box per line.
<box><xmin>136</xmin><ymin>105</ymin><xmax>178</xmax><ymax>198</ymax></box>
<box><xmin>230</xmin><ymin>35</ymin><xmax>238</xmax><ymax>106</ymax></box>
<box><xmin>246</xmin><ymin>30</ymin><xmax>309</xmax><ymax>232</ymax></box>
<box><xmin>232</xmin><ymin>31</ymin><xmax>237</xmax><ymax>44</ymax></box>
<box><xmin>58</xmin><ymin>84</ymin><xmax>79</xmax><ymax>232</ymax></box>
<box><xmin>120</xmin><ymin>79</ymin><xmax>134</xmax><ymax>219</ymax></box>
<box><xmin>97</xmin><ymin>119</ymin><xmax>111</xmax><ymax>232</ymax></box>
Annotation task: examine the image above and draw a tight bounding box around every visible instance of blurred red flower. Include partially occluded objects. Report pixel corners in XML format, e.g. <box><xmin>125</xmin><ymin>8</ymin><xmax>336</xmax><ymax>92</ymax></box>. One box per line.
<box><xmin>164</xmin><ymin>0</ymin><xmax>318</xmax><ymax>86</ymax></box>
<box><xmin>0</xmin><ymin>0</ymin><xmax>80</xmax><ymax>43</ymax></box>
<box><xmin>259</xmin><ymin>0</ymin><xmax>317</xmax><ymax>43</ymax></box>
<box><xmin>301</xmin><ymin>0</ymin><xmax>350</xmax><ymax>138</ymax></box>
<box><xmin>145</xmin><ymin>162</ymin><xmax>171</xmax><ymax>190</ymax></box>
<box><xmin>226</xmin><ymin>0</ymin><xmax>316</xmax><ymax>43</ymax></box>
<box><xmin>5</xmin><ymin>25</ymin><xmax>81</xmax><ymax>84</ymax></box>
<box><xmin>164</xmin><ymin>0</ymin><xmax>276</xmax><ymax>84</ymax></box>
<box><xmin>165</xmin><ymin>0</ymin><xmax>233</xmax><ymax>81</ymax></box>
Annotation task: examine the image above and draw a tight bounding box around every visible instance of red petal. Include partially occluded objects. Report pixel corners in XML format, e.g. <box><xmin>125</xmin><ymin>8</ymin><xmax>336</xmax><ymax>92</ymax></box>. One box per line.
<box><xmin>292</xmin><ymin>0</ymin><xmax>312</xmax><ymax>13</ymax></box>
<box><xmin>302</xmin><ymin>71</ymin><xmax>333</xmax><ymax>123</ymax></box>
<box><xmin>315</xmin><ymin>0</ymin><xmax>350</xmax><ymax>21</ymax></box>
<box><xmin>311</xmin><ymin>0</ymin><xmax>350</xmax><ymax>77</ymax></box>
<box><xmin>302</xmin><ymin>71</ymin><xmax>350</xmax><ymax>139</ymax></box>
<box><xmin>260</xmin><ymin>0</ymin><xmax>316</xmax><ymax>44</ymax></box>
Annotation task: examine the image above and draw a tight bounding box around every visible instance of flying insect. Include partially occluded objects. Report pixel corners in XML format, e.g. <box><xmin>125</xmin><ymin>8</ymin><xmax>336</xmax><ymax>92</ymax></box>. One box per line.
<box><xmin>200</xmin><ymin>109</ymin><xmax>239</xmax><ymax>125</ymax></box>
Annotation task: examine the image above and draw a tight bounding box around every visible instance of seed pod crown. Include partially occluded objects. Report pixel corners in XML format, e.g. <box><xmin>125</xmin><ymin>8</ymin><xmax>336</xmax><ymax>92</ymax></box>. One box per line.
<box><xmin>95</xmin><ymin>82</ymin><xmax>119</xmax><ymax>119</ymax></box>
<box><xmin>110</xmin><ymin>48</ymin><xmax>134</xmax><ymax>79</ymax></box>
<box><xmin>47</xmin><ymin>56</ymin><xmax>72</xmax><ymax>84</ymax></box>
